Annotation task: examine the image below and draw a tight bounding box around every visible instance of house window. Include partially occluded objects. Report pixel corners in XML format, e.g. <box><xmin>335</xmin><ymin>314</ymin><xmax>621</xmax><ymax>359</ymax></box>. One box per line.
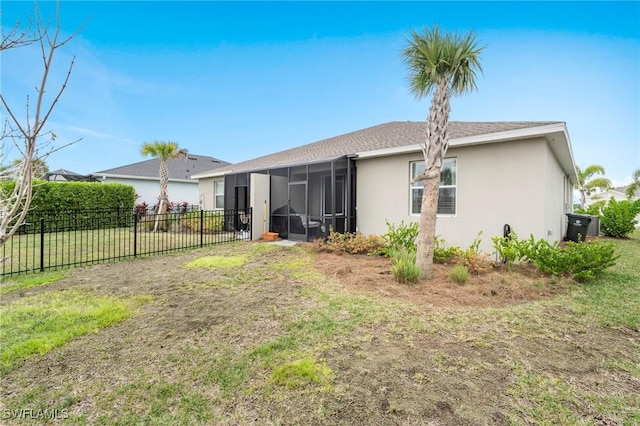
<box><xmin>410</xmin><ymin>158</ymin><xmax>457</xmax><ymax>215</ymax></box>
<box><xmin>323</xmin><ymin>175</ymin><xmax>345</xmax><ymax>216</ymax></box>
<box><xmin>214</xmin><ymin>180</ymin><xmax>224</xmax><ymax>210</ymax></box>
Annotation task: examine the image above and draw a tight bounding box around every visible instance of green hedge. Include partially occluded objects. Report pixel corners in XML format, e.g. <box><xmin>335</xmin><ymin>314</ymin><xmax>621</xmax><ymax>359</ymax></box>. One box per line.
<box><xmin>2</xmin><ymin>180</ymin><xmax>136</xmax><ymax>232</ymax></box>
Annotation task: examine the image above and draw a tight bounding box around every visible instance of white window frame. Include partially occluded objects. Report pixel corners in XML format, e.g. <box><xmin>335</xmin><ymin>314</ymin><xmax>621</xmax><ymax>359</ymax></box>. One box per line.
<box><xmin>409</xmin><ymin>158</ymin><xmax>457</xmax><ymax>217</ymax></box>
<box><xmin>213</xmin><ymin>179</ymin><xmax>224</xmax><ymax>210</ymax></box>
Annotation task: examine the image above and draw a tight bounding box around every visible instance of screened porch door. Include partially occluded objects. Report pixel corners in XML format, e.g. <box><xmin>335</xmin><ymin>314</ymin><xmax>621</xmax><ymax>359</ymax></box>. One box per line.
<box><xmin>288</xmin><ymin>181</ymin><xmax>307</xmax><ymax>241</ymax></box>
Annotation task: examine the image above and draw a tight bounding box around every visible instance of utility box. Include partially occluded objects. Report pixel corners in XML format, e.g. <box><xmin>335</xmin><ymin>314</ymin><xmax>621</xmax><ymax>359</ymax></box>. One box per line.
<box><xmin>565</xmin><ymin>213</ymin><xmax>592</xmax><ymax>242</ymax></box>
<box><xmin>587</xmin><ymin>215</ymin><xmax>600</xmax><ymax>237</ymax></box>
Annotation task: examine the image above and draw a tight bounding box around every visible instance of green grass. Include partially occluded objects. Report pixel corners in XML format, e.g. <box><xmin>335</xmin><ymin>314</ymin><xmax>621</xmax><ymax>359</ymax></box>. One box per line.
<box><xmin>0</xmin><ymin>270</ymin><xmax>66</xmax><ymax>294</ymax></box>
<box><xmin>2</xmin><ymin>227</ymin><xmax>240</xmax><ymax>276</ymax></box>
<box><xmin>571</xmin><ymin>229</ymin><xmax>640</xmax><ymax>330</ymax></box>
<box><xmin>185</xmin><ymin>255</ymin><xmax>247</xmax><ymax>269</ymax></box>
<box><xmin>0</xmin><ymin>289</ymin><xmax>150</xmax><ymax>374</ymax></box>
<box><xmin>270</xmin><ymin>355</ymin><xmax>332</xmax><ymax>390</ymax></box>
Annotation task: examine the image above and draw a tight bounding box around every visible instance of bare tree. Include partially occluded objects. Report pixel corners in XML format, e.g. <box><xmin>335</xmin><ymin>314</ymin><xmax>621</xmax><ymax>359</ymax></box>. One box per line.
<box><xmin>0</xmin><ymin>2</ymin><xmax>81</xmax><ymax>246</ymax></box>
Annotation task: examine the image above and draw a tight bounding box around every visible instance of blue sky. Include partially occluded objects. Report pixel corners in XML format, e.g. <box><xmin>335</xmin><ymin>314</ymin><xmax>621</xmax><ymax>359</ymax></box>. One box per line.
<box><xmin>2</xmin><ymin>1</ymin><xmax>639</xmax><ymax>186</ymax></box>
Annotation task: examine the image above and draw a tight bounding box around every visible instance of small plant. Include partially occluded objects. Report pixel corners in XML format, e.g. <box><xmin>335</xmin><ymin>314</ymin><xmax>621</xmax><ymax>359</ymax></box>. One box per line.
<box><xmin>600</xmin><ymin>198</ymin><xmax>640</xmax><ymax>238</ymax></box>
<box><xmin>433</xmin><ymin>235</ymin><xmax>461</xmax><ymax>263</ymax></box>
<box><xmin>317</xmin><ymin>231</ymin><xmax>385</xmax><ymax>255</ymax></box>
<box><xmin>379</xmin><ymin>220</ymin><xmax>419</xmax><ymax>256</ymax></box>
<box><xmin>492</xmin><ymin>230</ymin><xmax>528</xmax><ymax>266</ymax></box>
<box><xmin>390</xmin><ymin>247</ymin><xmax>421</xmax><ymax>284</ymax></box>
<box><xmin>135</xmin><ymin>202</ymin><xmax>149</xmax><ymax>219</ymax></box>
<box><xmin>461</xmin><ymin>232</ymin><xmax>490</xmax><ymax>274</ymax></box>
<box><xmin>448</xmin><ymin>264</ymin><xmax>469</xmax><ymax>284</ymax></box>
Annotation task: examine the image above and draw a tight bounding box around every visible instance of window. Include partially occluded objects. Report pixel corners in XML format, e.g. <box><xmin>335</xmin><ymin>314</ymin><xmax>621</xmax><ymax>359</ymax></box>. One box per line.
<box><xmin>323</xmin><ymin>175</ymin><xmax>346</xmax><ymax>216</ymax></box>
<box><xmin>214</xmin><ymin>180</ymin><xmax>224</xmax><ymax>210</ymax></box>
<box><xmin>410</xmin><ymin>158</ymin><xmax>457</xmax><ymax>215</ymax></box>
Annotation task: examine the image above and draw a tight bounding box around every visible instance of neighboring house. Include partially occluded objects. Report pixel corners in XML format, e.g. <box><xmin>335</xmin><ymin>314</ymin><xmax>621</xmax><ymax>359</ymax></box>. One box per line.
<box><xmin>587</xmin><ymin>185</ymin><xmax>640</xmax><ymax>226</ymax></box>
<box><xmin>193</xmin><ymin>121</ymin><xmax>577</xmax><ymax>253</ymax></box>
<box><xmin>94</xmin><ymin>155</ymin><xmax>229</xmax><ymax>206</ymax></box>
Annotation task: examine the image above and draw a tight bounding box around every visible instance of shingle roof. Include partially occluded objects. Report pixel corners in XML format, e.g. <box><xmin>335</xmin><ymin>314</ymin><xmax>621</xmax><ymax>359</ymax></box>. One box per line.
<box><xmin>95</xmin><ymin>154</ymin><xmax>229</xmax><ymax>180</ymax></box>
<box><xmin>200</xmin><ymin>121</ymin><xmax>562</xmax><ymax>176</ymax></box>
<box><xmin>613</xmin><ymin>185</ymin><xmax>640</xmax><ymax>197</ymax></box>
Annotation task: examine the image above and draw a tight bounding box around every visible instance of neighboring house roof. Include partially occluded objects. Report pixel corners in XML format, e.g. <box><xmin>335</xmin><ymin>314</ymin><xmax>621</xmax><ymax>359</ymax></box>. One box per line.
<box><xmin>94</xmin><ymin>154</ymin><xmax>229</xmax><ymax>182</ymax></box>
<box><xmin>589</xmin><ymin>185</ymin><xmax>640</xmax><ymax>202</ymax></box>
<box><xmin>192</xmin><ymin>121</ymin><xmax>577</xmax><ymax>183</ymax></box>
<box><xmin>44</xmin><ymin>169</ymin><xmax>99</xmax><ymax>182</ymax></box>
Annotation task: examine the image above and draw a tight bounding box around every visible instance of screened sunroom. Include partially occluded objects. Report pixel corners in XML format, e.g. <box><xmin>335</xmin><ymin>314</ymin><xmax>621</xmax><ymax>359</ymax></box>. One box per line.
<box><xmin>223</xmin><ymin>156</ymin><xmax>356</xmax><ymax>242</ymax></box>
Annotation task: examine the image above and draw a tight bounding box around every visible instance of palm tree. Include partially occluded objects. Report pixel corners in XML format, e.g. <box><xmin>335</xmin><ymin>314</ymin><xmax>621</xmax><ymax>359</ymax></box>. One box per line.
<box><xmin>140</xmin><ymin>141</ymin><xmax>188</xmax><ymax>216</ymax></box>
<box><xmin>402</xmin><ymin>26</ymin><xmax>484</xmax><ymax>279</ymax></box>
<box><xmin>626</xmin><ymin>169</ymin><xmax>640</xmax><ymax>199</ymax></box>
<box><xmin>575</xmin><ymin>164</ymin><xmax>611</xmax><ymax>209</ymax></box>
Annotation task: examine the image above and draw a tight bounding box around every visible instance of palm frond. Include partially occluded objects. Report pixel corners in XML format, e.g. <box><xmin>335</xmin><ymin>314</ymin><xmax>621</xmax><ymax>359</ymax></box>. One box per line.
<box><xmin>401</xmin><ymin>25</ymin><xmax>484</xmax><ymax>99</ymax></box>
<box><xmin>584</xmin><ymin>177</ymin><xmax>612</xmax><ymax>193</ymax></box>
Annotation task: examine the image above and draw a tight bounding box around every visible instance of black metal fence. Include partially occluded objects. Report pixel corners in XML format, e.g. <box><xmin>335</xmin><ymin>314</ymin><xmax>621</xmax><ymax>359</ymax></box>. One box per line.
<box><xmin>1</xmin><ymin>208</ymin><xmax>252</xmax><ymax>277</ymax></box>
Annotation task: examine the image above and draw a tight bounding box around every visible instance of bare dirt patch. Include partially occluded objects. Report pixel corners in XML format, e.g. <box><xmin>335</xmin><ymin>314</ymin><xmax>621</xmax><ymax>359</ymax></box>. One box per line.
<box><xmin>310</xmin><ymin>249</ymin><xmax>570</xmax><ymax>308</ymax></box>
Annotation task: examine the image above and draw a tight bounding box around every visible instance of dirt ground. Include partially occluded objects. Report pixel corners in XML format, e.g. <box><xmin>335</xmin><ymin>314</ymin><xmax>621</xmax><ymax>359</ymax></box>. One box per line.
<box><xmin>1</xmin><ymin>242</ymin><xmax>637</xmax><ymax>425</ymax></box>
<box><xmin>312</xmin><ymin>249</ymin><xmax>569</xmax><ymax>308</ymax></box>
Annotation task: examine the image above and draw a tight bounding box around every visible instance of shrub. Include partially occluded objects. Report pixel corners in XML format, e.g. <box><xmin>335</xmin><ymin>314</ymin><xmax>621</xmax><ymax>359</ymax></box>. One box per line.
<box><xmin>380</xmin><ymin>220</ymin><xmax>419</xmax><ymax>256</ymax></box>
<box><xmin>433</xmin><ymin>235</ymin><xmax>461</xmax><ymax>264</ymax></box>
<box><xmin>135</xmin><ymin>202</ymin><xmax>149</xmax><ymax>219</ymax></box>
<box><xmin>562</xmin><ymin>240</ymin><xmax>619</xmax><ymax>282</ymax></box>
<box><xmin>318</xmin><ymin>231</ymin><xmax>385</xmax><ymax>255</ymax></box>
<box><xmin>574</xmin><ymin>200</ymin><xmax>606</xmax><ymax>216</ymax></box>
<box><xmin>390</xmin><ymin>247</ymin><xmax>421</xmax><ymax>284</ymax></box>
<box><xmin>521</xmin><ymin>236</ymin><xmax>618</xmax><ymax>282</ymax></box>
<box><xmin>492</xmin><ymin>230</ymin><xmax>528</xmax><ymax>266</ymax></box>
<box><xmin>460</xmin><ymin>232</ymin><xmax>491</xmax><ymax>274</ymax></box>
<box><xmin>448</xmin><ymin>265</ymin><xmax>469</xmax><ymax>284</ymax></box>
<box><xmin>181</xmin><ymin>211</ymin><xmax>224</xmax><ymax>234</ymax></box>
<box><xmin>2</xmin><ymin>180</ymin><xmax>136</xmax><ymax>232</ymax></box>
<box><xmin>600</xmin><ymin>198</ymin><xmax>640</xmax><ymax>238</ymax></box>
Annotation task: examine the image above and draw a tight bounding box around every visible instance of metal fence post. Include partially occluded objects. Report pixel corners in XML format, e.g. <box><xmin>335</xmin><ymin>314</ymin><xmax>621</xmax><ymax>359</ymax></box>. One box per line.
<box><xmin>249</xmin><ymin>207</ymin><xmax>253</xmax><ymax>241</ymax></box>
<box><xmin>200</xmin><ymin>210</ymin><xmax>204</xmax><ymax>247</ymax></box>
<box><xmin>133</xmin><ymin>212</ymin><xmax>138</xmax><ymax>257</ymax></box>
<box><xmin>40</xmin><ymin>217</ymin><xmax>45</xmax><ymax>272</ymax></box>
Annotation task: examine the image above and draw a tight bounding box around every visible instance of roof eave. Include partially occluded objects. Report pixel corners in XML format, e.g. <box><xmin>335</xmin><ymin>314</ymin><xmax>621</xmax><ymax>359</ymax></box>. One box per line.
<box><xmin>95</xmin><ymin>173</ymin><xmax>197</xmax><ymax>183</ymax></box>
<box><xmin>191</xmin><ymin>170</ymin><xmax>230</xmax><ymax>179</ymax></box>
<box><xmin>355</xmin><ymin>122</ymin><xmax>578</xmax><ymax>184</ymax></box>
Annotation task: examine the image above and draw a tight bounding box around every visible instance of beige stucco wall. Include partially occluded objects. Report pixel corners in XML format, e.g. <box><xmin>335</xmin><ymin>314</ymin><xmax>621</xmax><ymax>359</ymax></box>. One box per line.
<box><xmin>197</xmin><ymin>176</ymin><xmax>224</xmax><ymax>210</ymax></box>
<box><xmin>543</xmin><ymin>145</ymin><xmax>571</xmax><ymax>242</ymax></box>
<box><xmin>356</xmin><ymin>137</ymin><xmax>566</xmax><ymax>254</ymax></box>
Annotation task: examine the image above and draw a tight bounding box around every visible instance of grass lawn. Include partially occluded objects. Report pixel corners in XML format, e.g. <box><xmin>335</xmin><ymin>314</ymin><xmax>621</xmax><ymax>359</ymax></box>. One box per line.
<box><xmin>0</xmin><ymin>232</ymin><xmax>638</xmax><ymax>425</ymax></box>
<box><xmin>1</xmin><ymin>227</ymin><xmax>240</xmax><ymax>276</ymax></box>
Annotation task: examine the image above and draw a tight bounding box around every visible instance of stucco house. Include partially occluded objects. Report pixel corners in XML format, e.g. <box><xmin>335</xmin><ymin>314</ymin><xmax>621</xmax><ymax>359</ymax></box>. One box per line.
<box><xmin>193</xmin><ymin>121</ymin><xmax>577</xmax><ymax>253</ymax></box>
<box><xmin>94</xmin><ymin>154</ymin><xmax>229</xmax><ymax>206</ymax></box>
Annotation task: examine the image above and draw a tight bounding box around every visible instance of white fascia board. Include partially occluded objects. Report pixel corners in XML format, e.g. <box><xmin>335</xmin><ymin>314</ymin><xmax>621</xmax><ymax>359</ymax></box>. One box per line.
<box><xmin>190</xmin><ymin>170</ymin><xmax>229</xmax><ymax>180</ymax></box>
<box><xmin>96</xmin><ymin>173</ymin><xmax>196</xmax><ymax>183</ymax></box>
<box><xmin>356</xmin><ymin>122</ymin><xmax>569</xmax><ymax>159</ymax></box>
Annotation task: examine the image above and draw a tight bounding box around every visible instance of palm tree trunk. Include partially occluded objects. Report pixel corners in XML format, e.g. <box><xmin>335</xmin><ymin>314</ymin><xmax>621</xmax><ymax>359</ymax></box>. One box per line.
<box><xmin>159</xmin><ymin>159</ymin><xmax>169</xmax><ymax>215</ymax></box>
<box><xmin>416</xmin><ymin>78</ymin><xmax>451</xmax><ymax>279</ymax></box>
<box><xmin>416</xmin><ymin>174</ymin><xmax>441</xmax><ymax>279</ymax></box>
